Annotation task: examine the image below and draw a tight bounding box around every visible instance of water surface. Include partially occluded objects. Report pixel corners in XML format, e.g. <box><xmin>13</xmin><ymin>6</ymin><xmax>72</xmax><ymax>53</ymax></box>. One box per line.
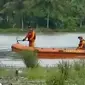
<box><xmin>0</xmin><ymin>33</ymin><xmax>85</xmax><ymax>67</ymax></box>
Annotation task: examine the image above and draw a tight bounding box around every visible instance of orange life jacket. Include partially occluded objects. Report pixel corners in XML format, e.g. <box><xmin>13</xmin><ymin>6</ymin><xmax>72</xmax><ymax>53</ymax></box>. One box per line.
<box><xmin>26</xmin><ymin>31</ymin><xmax>36</xmax><ymax>41</ymax></box>
<box><xmin>79</xmin><ymin>39</ymin><xmax>85</xmax><ymax>48</ymax></box>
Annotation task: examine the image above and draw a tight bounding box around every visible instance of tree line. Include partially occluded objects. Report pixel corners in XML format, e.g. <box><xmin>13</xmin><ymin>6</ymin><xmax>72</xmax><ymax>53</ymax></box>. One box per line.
<box><xmin>0</xmin><ymin>0</ymin><xmax>85</xmax><ymax>30</ymax></box>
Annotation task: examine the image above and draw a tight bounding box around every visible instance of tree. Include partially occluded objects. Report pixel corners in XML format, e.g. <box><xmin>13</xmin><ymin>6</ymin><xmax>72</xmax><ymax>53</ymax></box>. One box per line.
<box><xmin>24</xmin><ymin>0</ymin><xmax>58</xmax><ymax>28</ymax></box>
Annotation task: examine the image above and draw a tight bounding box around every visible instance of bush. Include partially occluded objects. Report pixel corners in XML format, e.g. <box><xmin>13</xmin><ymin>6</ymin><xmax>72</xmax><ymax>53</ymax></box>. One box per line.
<box><xmin>46</xmin><ymin>61</ymin><xmax>70</xmax><ymax>85</ymax></box>
<box><xmin>19</xmin><ymin>50</ymin><xmax>38</xmax><ymax>68</ymax></box>
<box><xmin>58</xmin><ymin>61</ymin><xmax>70</xmax><ymax>80</ymax></box>
<box><xmin>46</xmin><ymin>71</ymin><xmax>65</xmax><ymax>85</ymax></box>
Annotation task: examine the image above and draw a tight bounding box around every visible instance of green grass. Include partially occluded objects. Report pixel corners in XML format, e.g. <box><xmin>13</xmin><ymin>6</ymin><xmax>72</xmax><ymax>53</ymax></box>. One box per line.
<box><xmin>1</xmin><ymin>46</ymin><xmax>85</xmax><ymax>85</ymax></box>
<box><xmin>1</xmin><ymin>50</ymin><xmax>85</xmax><ymax>85</ymax></box>
<box><xmin>56</xmin><ymin>28</ymin><xmax>85</xmax><ymax>32</ymax></box>
<box><xmin>0</xmin><ymin>68</ymin><xmax>17</xmax><ymax>77</ymax></box>
<box><xmin>0</xmin><ymin>28</ymin><xmax>26</xmax><ymax>34</ymax></box>
<box><xmin>1</xmin><ymin>60</ymin><xmax>85</xmax><ymax>85</ymax></box>
<box><xmin>24</xmin><ymin>67</ymin><xmax>47</xmax><ymax>80</ymax></box>
<box><xmin>0</xmin><ymin>27</ymin><xmax>85</xmax><ymax>34</ymax></box>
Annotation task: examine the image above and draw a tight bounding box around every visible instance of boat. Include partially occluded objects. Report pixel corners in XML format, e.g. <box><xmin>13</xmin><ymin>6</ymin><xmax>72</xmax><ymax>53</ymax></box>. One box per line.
<box><xmin>11</xmin><ymin>43</ymin><xmax>85</xmax><ymax>59</ymax></box>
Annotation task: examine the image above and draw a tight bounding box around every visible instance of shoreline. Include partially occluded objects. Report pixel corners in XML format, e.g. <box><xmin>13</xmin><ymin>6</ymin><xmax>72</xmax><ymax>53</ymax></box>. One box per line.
<box><xmin>0</xmin><ymin>28</ymin><xmax>85</xmax><ymax>34</ymax></box>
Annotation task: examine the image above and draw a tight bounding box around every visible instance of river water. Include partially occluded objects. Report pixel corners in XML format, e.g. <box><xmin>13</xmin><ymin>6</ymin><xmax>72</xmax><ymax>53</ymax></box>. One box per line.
<box><xmin>0</xmin><ymin>33</ymin><xmax>85</xmax><ymax>68</ymax></box>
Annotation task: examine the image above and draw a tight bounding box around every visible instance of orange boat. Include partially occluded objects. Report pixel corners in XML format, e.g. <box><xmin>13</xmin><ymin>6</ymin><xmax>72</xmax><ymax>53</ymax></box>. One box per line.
<box><xmin>11</xmin><ymin>43</ymin><xmax>85</xmax><ymax>59</ymax></box>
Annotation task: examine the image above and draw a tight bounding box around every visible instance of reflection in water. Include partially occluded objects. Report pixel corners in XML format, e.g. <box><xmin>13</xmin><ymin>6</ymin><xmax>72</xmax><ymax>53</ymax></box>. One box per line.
<box><xmin>0</xmin><ymin>33</ymin><xmax>85</xmax><ymax>67</ymax></box>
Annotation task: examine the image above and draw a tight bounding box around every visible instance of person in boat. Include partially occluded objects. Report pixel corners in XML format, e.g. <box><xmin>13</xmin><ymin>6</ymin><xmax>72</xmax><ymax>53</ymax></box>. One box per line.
<box><xmin>23</xmin><ymin>26</ymin><xmax>36</xmax><ymax>47</ymax></box>
<box><xmin>77</xmin><ymin>36</ymin><xmax>85</xmax><ymax>49</ymax></box>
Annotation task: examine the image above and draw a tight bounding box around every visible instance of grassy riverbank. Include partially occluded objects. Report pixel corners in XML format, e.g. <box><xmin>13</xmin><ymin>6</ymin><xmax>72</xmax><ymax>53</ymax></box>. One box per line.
<box><xmin>0</xmin><ymin>60</ymin><xmax>85</xmax><ymax>85</ymax></box>
<box><xmin>0</xmin><ymin>27</ymin><xmax>85</xmax><ymax>34</ymax></box>
<box><xmin>0</xmin><ymin>28</ymin><xmax>25</xmax><ymax>34</ymax></box>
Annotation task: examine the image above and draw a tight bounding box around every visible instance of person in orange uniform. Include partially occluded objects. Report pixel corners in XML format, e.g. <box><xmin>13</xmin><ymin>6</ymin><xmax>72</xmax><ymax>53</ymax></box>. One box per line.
<box><xmin>23</xmin><ymin>26</ymin><xmax>36</xmax><ymax>47</ymax></box>
<box><xmin>77</xmin><ymin>36</ymin><xmax>85</xmax><ymax>49</ymax></box>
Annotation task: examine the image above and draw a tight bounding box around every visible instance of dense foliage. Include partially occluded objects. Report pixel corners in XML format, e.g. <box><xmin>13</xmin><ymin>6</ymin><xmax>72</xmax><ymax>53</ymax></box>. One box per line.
<box><xmin>0</xmin><ymin>0</ymin><xmax>85</xmax><ymax>30</ymax></box>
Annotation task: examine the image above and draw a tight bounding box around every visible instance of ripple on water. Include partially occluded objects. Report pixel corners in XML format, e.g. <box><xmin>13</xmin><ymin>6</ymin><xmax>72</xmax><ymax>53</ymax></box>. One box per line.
<box><xmin>0</xmin><ymin>50</ymin><xmax>81</xmax><ymax>68</ymax></box>
<box><xmin>0</xmin><ymin>33</ymin><xmax>84</xmax><ymax>68</ymax></box>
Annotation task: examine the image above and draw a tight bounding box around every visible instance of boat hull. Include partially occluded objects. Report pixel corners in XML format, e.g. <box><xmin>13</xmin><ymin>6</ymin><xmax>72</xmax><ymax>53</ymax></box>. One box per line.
<box><xmin>11</xmin><ymin>43</ymin><xmax>85</xmax><ymax>59</ymax></box>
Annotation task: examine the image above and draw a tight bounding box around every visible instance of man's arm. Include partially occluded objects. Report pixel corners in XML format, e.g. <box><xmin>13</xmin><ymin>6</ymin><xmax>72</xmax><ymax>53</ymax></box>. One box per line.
<box><xmin>23</xmin><ymin>33</ymin><xmax>29</xmax><ymax>41</ymax></box>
